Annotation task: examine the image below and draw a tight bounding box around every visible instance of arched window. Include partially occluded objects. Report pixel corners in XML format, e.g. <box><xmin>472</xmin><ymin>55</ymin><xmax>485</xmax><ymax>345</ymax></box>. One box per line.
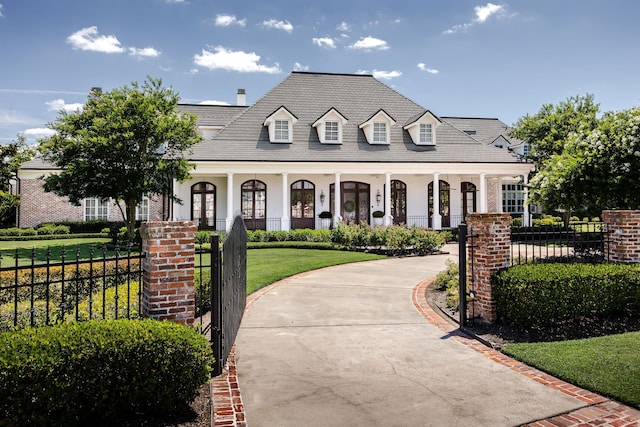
<box><xmin>428</xmin><ymin>180</ymin><xmax>450</xmax><ymax>228</ymax></box>
<box><xmin>461</xmin><ymin>182</ymin><xmax>477</xmax><ymax>219</ymax></box>
<box><xmin>390</xmin><ymin>180</ymin><xmax>407</xmax><ymax>225</ymax></box>
<box><xmin>191</xmin><ymin>182</ymin><xmax>216</xmax><ymax>230</ymax></box>
<box><xmin>242</xmin><ymin>180</ymin><xmax>266</xmax><ymax>230</ymax></box>
<box><xmin>291</xmin><ymin>180</ymin><xmax>315</xmax><ymax>229</ymax></box>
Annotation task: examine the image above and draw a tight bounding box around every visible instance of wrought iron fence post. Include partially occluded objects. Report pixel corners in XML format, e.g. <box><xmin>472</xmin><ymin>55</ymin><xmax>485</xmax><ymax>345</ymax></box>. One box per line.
<box><xmin>458</xmin><ymin>224</ymin><xmax>467</xmax><ymax>328</ymax></box>
<box><xmin>211</xmin><ymin>234</ymin><xmax>223</xmax><ymax>376</ymax></box>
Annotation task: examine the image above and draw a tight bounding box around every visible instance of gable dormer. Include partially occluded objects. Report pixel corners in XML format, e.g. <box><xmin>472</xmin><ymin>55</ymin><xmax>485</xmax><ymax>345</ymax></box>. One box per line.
<box><xmin>263</xmin><ymin>106</ymin><xmax>298</xmax><ymax>143</ymax></box>
<box><xmin>359</xmin><ymin>109</ymin><xmax>396</xmax><ymax>145</ymax></box>
<box><xmin>312</xmin><ymin>108</ymin><xmax>348</xmax><ymax>144</ymax></box>
<box><xmin>403</xmin><ymin>111</ymin><xmax>441</xmax><ymax>146</ymax></box>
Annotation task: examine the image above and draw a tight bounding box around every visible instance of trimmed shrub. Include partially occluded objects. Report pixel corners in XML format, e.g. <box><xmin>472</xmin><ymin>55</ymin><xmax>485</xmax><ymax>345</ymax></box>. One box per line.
<box><xmin>433</xmin><ymin>259</ymin><xmax>460</xmax><ymax>310</ymax></box>
<box><xmin>0</xmin><ymin>319</ymin><xmax>213</xmax><ymax>427</ymax></box>
<box><xmin>492</xmin><ymin>263</ymin><xmax>640</xmax><ymax>328</ymax></box>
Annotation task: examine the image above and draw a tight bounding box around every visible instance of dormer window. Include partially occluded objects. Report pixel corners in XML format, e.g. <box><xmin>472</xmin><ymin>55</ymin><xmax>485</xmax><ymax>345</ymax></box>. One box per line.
<box><xmin>313</xmin><ymin>108</ymin><xmax>348</xmax><ymax>144</ymax></box>
<box><xmin>359</xmin><ymin>110</ymin><xmax>395</xmax><ymax>145</ymax></box>
<box><xmin>264</xmin><ymin>106</ymin><xmax>298</xmax><ymax>143</ymax></box>
<box><xmin>420</xmin><ymin>124</ymin><xmax>433</xmax><ymax>144</ymax></box>
<box><xmin>403</xmin><ymin>110</ymin><xmax>441</xmax><ymax>146</ymax></box>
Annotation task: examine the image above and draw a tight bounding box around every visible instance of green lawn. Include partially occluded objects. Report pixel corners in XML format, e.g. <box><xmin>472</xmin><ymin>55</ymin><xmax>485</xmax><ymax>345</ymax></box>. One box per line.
<box><xmin>246</xmin><ymin>248</ymin><xmax>386</xmax><ymax>294</ymax></box>
<box><xmin>503</xmin><ymin>331</ymin><xmax>640</xmax><ymax>408</ymax></box>
<box><xmin>0</xmin><ymin>238</ymin><xmax>114</xmax><ymax>267</ymax></box>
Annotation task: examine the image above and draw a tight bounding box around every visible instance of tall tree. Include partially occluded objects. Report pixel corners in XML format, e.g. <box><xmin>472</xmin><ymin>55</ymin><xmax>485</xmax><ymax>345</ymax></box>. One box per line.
<box><xmin>0</xmin><ymin>135</ymin><xmax>34</xmax><ymax>225</ymax></box>
<box><xmin>39</xmin><ymin>78</ymin><xmax>202</xmax><ymax>241</ymax></box>
<box><xmin>510</xmin><ymin>94</ymin><xmax>600</xmax><ymax>222</ymax></box>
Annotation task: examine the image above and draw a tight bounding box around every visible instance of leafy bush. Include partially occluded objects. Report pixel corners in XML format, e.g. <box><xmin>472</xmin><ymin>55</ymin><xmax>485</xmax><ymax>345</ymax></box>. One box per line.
<box><xmin>433</xmin><ymin>260</ymin><xmax>460</xmax><ymax>310</ymax></box>
<box><xmin>0</xmin><ymin>319</ymin><xmax>213</xmax><ymax>426</ymax></box>
<box><xmin>492</xmin><ymin>263</ymin><xmax>640</xmax><ymax>328</ymax></box>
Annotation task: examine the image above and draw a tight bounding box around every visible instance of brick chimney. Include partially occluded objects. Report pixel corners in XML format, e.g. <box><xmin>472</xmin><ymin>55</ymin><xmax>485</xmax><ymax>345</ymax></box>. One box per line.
<box><xmin>237</xmin><ymin>88</ymin><xmax>246</xmax><ymax>106</ymax></box>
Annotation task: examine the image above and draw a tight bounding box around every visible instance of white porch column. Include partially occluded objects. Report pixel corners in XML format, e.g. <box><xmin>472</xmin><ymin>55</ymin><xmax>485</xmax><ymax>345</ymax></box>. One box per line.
<box><xmin>523</xmin><ymin>174</ymin><xmax>531</xmax><ymax>226</ymax></box>
<box><xmin>384</xmin><ymin>172</ymin><xmax>392</xmax><ymax>226</ymax></box>
<box><xmin>334</xmin><ymin>172</ymin><xmax>342</xmax><ymax>224</ymax></box>
<box><xmin>171</xmin><ymin>178</ymin><xmax>179</xmax><ymax>220</ymax></box>
<box><xmin>479</xmin><ymin>173</ymin><xmax>487</xmax><ymax>213</ymax></box>
<box><xmin>432</xmin><ymin>172</ymin><xmax>442</xmax><ymax>230</ymax></box>
<box><xmin>226</xmin><ymin>172</ymin><xmax>234</xmax><ymax>231</ymax></box>
<box><xmin>281</xmin><ymin>173</ymin><xmax>290</xmax><ymax>231</ymax></box>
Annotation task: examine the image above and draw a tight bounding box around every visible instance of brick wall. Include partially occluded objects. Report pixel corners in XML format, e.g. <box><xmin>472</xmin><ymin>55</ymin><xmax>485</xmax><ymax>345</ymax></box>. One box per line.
<box><xmin>466</xmin><ymin>213</ymin><xmax>511</xmax><ymax>323</ymax></box>
<box><xmin>18</xmin><ymin>178</ymin><xmax>166</xmax><ymax>228</ymax></box>
<box><xmin>140</xmin><ymin>221</ymin><xmax>197</xmax><ymax>325</ymax></box>
<box><xmin>602</xmin><ymin>210</ymin><xmax>640</xmax><ymax>263</ymax></box>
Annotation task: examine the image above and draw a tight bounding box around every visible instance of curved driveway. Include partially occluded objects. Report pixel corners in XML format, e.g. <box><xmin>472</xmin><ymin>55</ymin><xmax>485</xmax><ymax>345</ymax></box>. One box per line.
<box><xmin>234</xmin><ymin>246</ymin><xmax>586</xmax><ymax>426</ymax></box>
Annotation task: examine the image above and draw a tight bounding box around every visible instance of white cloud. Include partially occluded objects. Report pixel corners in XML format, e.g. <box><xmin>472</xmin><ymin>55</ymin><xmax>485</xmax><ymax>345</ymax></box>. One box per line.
<box><xmin>198</xmin><ymin>100</ymin><xmax>229</xmax><ymax>105</ymax></box>
<box><xmin>262</xmin><ymin>19</ymin><xmax>293</xmax><ymax>33</ymax></box>
<box><xmin>443</xmin><ymin>2</ymin><xmax>507</xmax><ymax>34</ymax></box>
<box><xmin>128</xmin><ymin>47</ymin><xmax>161</xmax><ymax>57</ymax></box>
<box><xmin>336</xmin><ymin>21</ymin><xmax>350</xmax><ymax>32</ymax></box>
<box><xmin>66</xmin><ymin>26</ymin><xmax>124</xmax><ymax>53</ymax></box>
<box><xmin>166</xmin><ymin>0</ymin><xmax>186</xmax><ymax>3</ymax></box>
<box><xmin>215</xmin><ymin>14</ymin><xmax>246</xmax><ymax>27</ymax></box>
<box><xmin>46</xmin><ymin>99</ymin><xmax>83</xmax><ymax>112</ymax></box>
<box><xmin>417</xmin><ymin>63</ymin><xmax>439</xmax><ymax>74</ymax></box>
<box><xmin>372</xmin><ymin>70</ymin><xmax>402</xmax><ymax>80</ymax></box>
<box><xmin>312</xmin><ymin>37</ymin><xmax>336</xmax><ymax>49</ymax></box>
<box><xmin>193</xmin><ymin>46</ymin><xmax>281</xmax><ymax>74</ymax></box>
<box><xmin>23</xmin><ymin>128</ymin><xmax>57</xmax><ymax>138</ymax></box>
<box><xmin>293</xmin><ymin>62</ymin><xmax>309</xmax><ymax>71</ymax></box>
<box><xmin>355</xmin><ymin>69</ymin><xmax>369</xmax><ymax>75</ymax></box>
<box><xmin>0</xmin><ymin>4</ymin><xmax>4</xmax><ymax>18</ymax></box>
<box><xmin>350</xmin><ymin>36</ymin><xmax>389</xmax><ymax>51</ymax></box>
<box><xmin>475</xmin><ymin>3</ymin><xmax>504</xmax><ymax>22</ymax></box>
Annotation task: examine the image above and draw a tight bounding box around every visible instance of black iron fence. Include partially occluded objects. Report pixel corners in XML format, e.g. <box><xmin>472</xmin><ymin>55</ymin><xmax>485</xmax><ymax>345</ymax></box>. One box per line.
<box><xmin>510</xmin><ymin>222</ymin><xmax>608</xmax><ymax>265</ymax></box>
<box><xmin>0</xmin><ymin>244</ymin><xmax>144</xmax><ymax>332</ymax></box>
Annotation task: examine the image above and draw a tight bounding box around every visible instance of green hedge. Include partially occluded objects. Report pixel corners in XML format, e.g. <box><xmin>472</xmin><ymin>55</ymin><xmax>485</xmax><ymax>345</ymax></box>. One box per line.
<box><xmin>492</xmin><ymin>263</ymin><xmax>640</xmax><ymax>328</ymax></box>
<box><xmin>0</xmin><ymin>319</ymin><xmax>213</xmax><ymax>426</ymax></box>
<box><xmin>330</xmin><ymin>222</ymin><xmax>448</xmax><ymax>255</ymax></box>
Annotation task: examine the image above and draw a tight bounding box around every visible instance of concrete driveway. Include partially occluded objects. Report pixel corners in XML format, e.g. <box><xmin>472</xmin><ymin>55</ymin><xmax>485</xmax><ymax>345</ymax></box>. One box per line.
<box><xmin>233</xmin><ymin>246</ymin><xmax>589</xmax><ymax>426</ymax></box>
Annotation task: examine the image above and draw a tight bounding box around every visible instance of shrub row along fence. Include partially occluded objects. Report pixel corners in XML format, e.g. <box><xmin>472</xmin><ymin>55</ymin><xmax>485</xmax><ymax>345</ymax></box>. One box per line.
<box><xmin>0</xmin><ymin>244</ymin><xmax>143</xmax><ymax>332</ymax></box>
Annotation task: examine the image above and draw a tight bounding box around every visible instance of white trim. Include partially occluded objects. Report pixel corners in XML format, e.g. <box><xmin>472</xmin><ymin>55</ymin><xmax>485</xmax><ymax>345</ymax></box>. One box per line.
<box><xmin>359</xmin><ymin>110</ymin><xmax>396</xmax><ymax>145</ymax></box>
<box><xmin>264</xmin><ymin>107</ymin><xmax>298</xmax><ymax>143</ymax></box>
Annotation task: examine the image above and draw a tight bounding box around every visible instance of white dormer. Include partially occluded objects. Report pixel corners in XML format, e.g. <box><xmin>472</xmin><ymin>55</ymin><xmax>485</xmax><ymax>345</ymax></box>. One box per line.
<box><xmin>312</xmin><ymin>108</ymin><xmax>348</xmax><ymax>144</ymax></box>
<box><xmin>359</xmin><ymin>110</ymin><xmax>396</xmax><ymax>145</ymax></box>
<box><xmin>403</xmin><ymin>111</ymin><xmax>442</xmax><ymax>146</ymax></box>
<box><xmin>264</xmin><ymin>106</ymin><xmax>298</xmax><ymax>143</ymax></box>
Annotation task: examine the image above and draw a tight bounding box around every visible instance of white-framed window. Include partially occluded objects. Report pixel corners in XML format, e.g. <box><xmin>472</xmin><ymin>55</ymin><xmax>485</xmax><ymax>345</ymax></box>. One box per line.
<box><xmin>502</xmin><ymin>184</ymin><xmax>525</xmax><ymax>213</ymax></box>
<box><xmin>373</xmin><ymin>122</ymin><xmax>387</xmax><ymax>143</ymax></box>
<box><xmin>274</xmin><ymin>120</ymin><xmax>289</xmax><ymax>141</ymax></box>
<box><xmin>85</xmin><ymin>198</ymin><xmax>109</xmax><ymax>221</ymax></box>
<box><xmin>135</xmin><ymin>196</ymin><xmax>149</xmax><ymax>221</ymax></box>
<box><xmin>420</xmin><ymin>124</ymin><xmax>433</xmax><ymax>144</ymax></box>
<box><xmin>325</xmin><ymin>121</ymin><xmax>339</xmax><ymax>141</ymax></box>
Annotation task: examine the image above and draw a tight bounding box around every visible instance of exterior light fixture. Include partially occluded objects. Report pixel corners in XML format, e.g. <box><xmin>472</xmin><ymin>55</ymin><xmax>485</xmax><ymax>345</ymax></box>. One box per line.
<box><xmin>320</xmin><ymin>189</ymin><xmax>325</xmax><ymax>206</ymax></box>
<box><xmin>376</xmin><ymin>189</ymin><xmax>381</xmax><ymax>205</ymax></box>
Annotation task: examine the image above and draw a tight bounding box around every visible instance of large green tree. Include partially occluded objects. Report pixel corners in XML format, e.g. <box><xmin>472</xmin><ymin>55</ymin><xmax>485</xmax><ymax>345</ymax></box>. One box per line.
<box><xmin>0</xmin><ymin>135</ymin><xmax>34</xmax><ymax>225</ymax></box>
<box><xmin>510</xmin><ymin>94</ymin><xmax>600</xmax><ymax>221</ymax></box>
<box><xmin>39</xmin><ymin>78</ymin><xmax>202</xmax><ymax>241</ymax></box>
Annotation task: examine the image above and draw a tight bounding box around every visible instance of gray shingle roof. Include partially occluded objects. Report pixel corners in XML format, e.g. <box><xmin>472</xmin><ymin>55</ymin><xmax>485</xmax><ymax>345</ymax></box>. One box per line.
<box><xmin>186</xmin><ymin>72</ymin><xmax>523</xmax><ymax>164</ymax></box>
<box><xmin>176</xmin><ymin>104</ymin><xmax>247</xmax><ymax>128</ymax></box>
<box><xmin>441</xmin><ymin>116</ymin><xmax>524</xmax><ymax>148</ymax></box>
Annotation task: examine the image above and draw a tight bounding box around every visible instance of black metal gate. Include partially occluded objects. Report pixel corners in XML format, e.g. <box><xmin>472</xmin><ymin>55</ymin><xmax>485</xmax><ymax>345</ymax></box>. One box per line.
<box><xmin>457</xmin><ymin>224</ymin><xmax>478</xmax><ymax>328</ymax></box>
<box><xmin>210</xmin><ymin>215</ymin><xmax>247</xmax><ymax>376</ymax></box>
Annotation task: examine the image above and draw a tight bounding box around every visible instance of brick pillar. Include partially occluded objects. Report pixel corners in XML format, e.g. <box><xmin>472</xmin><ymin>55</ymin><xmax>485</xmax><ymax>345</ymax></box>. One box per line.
<box><xmin>466</xmin><ymin>213</ymin><xmax>511</xmax><ymax>323</ymax></box>
<box><xmin>602</xmin><ymin>210</ymin><xmax>640</xmax><ymax>263</ymax></box>
<box><xmin>140</xmin><ymin>221</ymin><xmax>197</xmax><ymax>325</ymax></box>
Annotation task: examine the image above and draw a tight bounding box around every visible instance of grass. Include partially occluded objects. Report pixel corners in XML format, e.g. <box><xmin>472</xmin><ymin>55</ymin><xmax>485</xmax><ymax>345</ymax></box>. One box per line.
<box><xmin>0</xmin><ymin>238</ymin><xmax>118</xmax><ymax>267</ymax></box>
<box><xmin>246</xmin><ymin>248</ymin><xmax>386</xmax><ymax>294</ymax></box>
<box><xmin>503</xmin><ymin>331</ymin><xmax>640</xmax><ymax>408</ymax></box>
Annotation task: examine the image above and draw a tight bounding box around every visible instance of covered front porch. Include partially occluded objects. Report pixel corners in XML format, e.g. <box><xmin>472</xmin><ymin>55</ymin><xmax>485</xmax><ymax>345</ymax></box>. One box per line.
<box><xmin>171</xmin><ymin>162</ymin><xmax>532</xmax><ymax>232</ymax></box>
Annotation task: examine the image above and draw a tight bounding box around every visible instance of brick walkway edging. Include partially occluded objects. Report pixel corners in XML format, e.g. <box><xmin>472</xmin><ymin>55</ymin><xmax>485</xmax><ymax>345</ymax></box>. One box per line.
<box><xmin>210</xmin><ymin>273</ymin><xmax>640</xmax><ymax>427</ymax></box>
<box><xmin>412</xmin><ymin>278</ymin><xmax>640</xmax><ymax>427</ymax></box>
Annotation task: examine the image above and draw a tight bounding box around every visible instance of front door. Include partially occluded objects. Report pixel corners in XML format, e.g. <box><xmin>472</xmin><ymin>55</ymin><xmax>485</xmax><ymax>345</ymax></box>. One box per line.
<box><xmin>461</xmin><ymin>182</ymin><xmax>477</xmax><ymax>221</ymax></box>
<box><xmin>428</xmin><ymin>180</ymin><xmax>451</xmax><ymax>228</ymax></box>
<box><xmin>390</xmin><ymin>180</ymin><xmax>407</xmax><ymax>225</ymax></box>
<box><xmin>241</xmin><ymin>179</ymin><xmax>266</xmax><ymax>230</ymax></box>
<box><xmin>330</xmin><ymin>181</ymin><xmax>370</xmax><ymax>224</ymax></box>
<box><xmin>192</xmin><ymin>182</ymin><xmax>216</xmax><ymax>230</ymax></box>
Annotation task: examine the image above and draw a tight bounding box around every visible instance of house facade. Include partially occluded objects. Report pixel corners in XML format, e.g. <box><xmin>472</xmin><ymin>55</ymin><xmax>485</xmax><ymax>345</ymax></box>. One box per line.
<box><xmin>17</xmin><ymin>71</ymin><xmax>533</xmax><ymax>230</ymax></box>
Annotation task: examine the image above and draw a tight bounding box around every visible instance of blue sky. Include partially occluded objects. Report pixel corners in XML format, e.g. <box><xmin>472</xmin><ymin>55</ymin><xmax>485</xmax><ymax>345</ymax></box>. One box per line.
<box><xmin>1</xmin><ymin>0</ymin><xmax>639</xmax><ymax>144</ymax></box>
